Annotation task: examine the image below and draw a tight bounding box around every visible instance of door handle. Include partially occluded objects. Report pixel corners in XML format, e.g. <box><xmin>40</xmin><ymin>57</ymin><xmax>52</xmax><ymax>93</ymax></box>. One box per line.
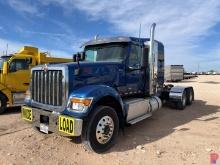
<box><xmin>23</xmin><ymin>83</ymin><xmax>29</xmax><ymax>86</ymax></box>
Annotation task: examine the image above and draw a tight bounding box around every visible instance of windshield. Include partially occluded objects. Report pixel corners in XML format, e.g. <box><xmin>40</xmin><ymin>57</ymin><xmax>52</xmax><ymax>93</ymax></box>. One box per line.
<box><xmin>0</xmin><ymin>56</ymin><xmax>11</xmax><ymax>70</ymax></box>
<box><xmin>84</xmin><ymin>43</ymin><xmax>128</xmax><ymax>62</ymax></box>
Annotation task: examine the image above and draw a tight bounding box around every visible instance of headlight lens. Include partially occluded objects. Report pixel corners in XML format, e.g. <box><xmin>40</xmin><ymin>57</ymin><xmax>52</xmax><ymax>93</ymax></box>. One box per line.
<box><xmin>25</xmin><ymin>90</ymin><xmax>31</xmax><ymax>100</ymax></box>
<box><xmin>68</xmin><ymin>97</ymin><xmax>93</xmax><ymax>112</ymax></box>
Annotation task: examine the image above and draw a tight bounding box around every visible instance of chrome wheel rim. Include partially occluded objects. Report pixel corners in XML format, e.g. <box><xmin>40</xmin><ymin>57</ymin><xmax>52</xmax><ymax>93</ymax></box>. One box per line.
<box><xmin>182</xmin><ymin>94</ymin><xmax>186</xmax><ymax>106</ymax></box>
<box><xmin>96</xmin><ymin>116</ymin><xmax>114</xmax><ymax>144</ymax></box>
<box><xmin>189</xmin><ymin>92</ymin><xmax>193</xmax><ymax>102</ymax></box>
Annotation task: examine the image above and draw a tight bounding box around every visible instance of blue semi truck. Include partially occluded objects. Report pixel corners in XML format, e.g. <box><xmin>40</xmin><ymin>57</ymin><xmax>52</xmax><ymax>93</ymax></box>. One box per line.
<box><xmin>22</xmin><ymin>23</ymin><xmax>194</xmax><ymax>153</ymax></box>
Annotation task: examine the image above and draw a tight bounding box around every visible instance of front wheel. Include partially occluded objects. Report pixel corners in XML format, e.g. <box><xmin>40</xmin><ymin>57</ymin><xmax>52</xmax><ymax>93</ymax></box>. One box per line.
<box><xmin>0</xmin><ymin>93</ymin><xmax>7</xmax><ymax>114</ymax></box>
<box><xmin>82</xmin><ymin>106</ymin><xmax>119</xmax><ymax>153</ymax></box>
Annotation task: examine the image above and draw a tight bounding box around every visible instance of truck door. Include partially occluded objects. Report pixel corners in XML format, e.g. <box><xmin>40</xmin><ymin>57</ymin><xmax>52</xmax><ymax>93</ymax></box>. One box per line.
<box><xmin>5</xmin><ymin>58</ymin><xmax>32</xmax><ymax>92</ymax></box>
<box><xmin>125</xmin><ymin>44</ymin><xmax>145</xmax><ymax>95</ymax></box>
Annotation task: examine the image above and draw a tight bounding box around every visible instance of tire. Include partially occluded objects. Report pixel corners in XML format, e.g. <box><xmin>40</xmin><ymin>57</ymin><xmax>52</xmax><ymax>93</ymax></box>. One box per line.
<box><xmin>186</xmin><ymin>88</ymin><xmax>194</xmax><ymax>105</ymax></box>
<box><xmin>0</xmin><ymin>93</ymin><xmax>7</xmax><ymax>114</ymax></box>
<box><xmin>176</xmin><ymin>90</ymin><xmax>187</xmax><ymax>110</ymax></box>
<box><xmin>82</xmin><ymin>106</ymin><xmax>119</xmax><ymax>153</ymax></box>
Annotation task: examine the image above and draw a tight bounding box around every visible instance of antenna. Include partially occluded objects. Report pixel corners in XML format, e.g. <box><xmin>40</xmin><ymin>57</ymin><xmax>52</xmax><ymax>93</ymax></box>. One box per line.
<box><xmin>138</xmin><ymin>23</ymin><xmax>142</xmax><ymax>39</ymax></box>
<box><xmin>138</xmin><ymin>23</ymin><xmax>142</xmax><ymax>60</ymax></box>
<box><xmin>94</xmin><ymin>35</ymin><xmax>99</xmax><ymax>40</ymax></box>
<box><xmin>138</xmin><ymin>23</ymin><xmax>142</xmax><ymax>69</ymax></box>
<box><xmin>6</xmin><ymin>44</ymin><xmax>8</xmax><ymax>56</ymax></box>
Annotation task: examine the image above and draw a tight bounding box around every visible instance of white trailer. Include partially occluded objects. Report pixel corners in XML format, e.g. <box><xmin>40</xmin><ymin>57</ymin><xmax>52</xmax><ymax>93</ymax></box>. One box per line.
<box><xmin>165</xmin><ymin>65</ymin><xmax>184</xmax><ymax>82</ymax></box>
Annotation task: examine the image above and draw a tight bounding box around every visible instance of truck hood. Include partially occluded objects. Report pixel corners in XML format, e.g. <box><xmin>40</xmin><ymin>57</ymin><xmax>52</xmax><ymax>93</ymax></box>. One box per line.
<box><xmin>63</xmin><ymin>62</ymin><xmax>125</xmax><ymax>93</ymax></box>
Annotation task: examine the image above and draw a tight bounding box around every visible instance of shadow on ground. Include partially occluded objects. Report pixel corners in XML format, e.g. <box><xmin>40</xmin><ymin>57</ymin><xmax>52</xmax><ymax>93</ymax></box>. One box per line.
<box><xmin>2</xmin><ymin>106</ymin><xmax>21</xmax><ymax>115</ymax></box>
<box><xmin>110</xmin><ymin>99</ymin><xmax>220</xmax><ymax>153</ymax></box>
<box><xmin>166</xmin><ymin>81</ymin><xmax>196</xmax><ymax>83</ymax></box>
<box><xmin>177</xmin><ymin>80</ymin><xmax>197</xmax><ymax>83</ymax></box>
<box><xmin>200</xmin><ymin>81</ymin><xmax>220</xmax><ymax>84</ymax></box>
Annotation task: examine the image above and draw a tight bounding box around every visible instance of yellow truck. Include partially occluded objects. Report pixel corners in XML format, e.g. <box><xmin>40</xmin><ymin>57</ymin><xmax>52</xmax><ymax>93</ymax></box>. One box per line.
<box><xmin>0</xmin><ymin>46</ymin><xmax>72</xmax><ymax>113</ymax></box>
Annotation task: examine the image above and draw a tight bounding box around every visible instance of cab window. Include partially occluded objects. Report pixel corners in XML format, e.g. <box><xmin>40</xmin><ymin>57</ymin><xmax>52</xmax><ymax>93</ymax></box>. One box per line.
<box><xmin>9</xmin><ymin>59</ymin><xmax>29</xmax><ymax>72</ymax></box>
<box><xmin>128</xmin><ymin>44</ymin><xmax>141</xmax><ymax>69</ymax></box>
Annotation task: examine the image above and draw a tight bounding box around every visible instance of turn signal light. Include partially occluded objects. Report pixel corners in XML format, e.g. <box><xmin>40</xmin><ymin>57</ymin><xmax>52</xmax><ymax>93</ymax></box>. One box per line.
<box><xmin>70</xmin><ymin>98</ymin><xmax>92</xmax><ymax>106</ymax></box>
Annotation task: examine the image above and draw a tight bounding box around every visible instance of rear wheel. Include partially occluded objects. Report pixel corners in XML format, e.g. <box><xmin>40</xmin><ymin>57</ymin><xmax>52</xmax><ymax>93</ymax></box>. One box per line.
<box><xmin>176</xmin><ymin>90</ymin><xmax>187</xmax><ymax>110</ymax></box>
<box><xmin>0</xmin><ymin>93</ymin><xmax>7</xmax><ymax>114</ymax></box>
<box><xmin>82</xmin><ymin>106</ymin><xmax>119</xmax><ymax>153</ymax></box>
<box><xmin>186</xmin><ymin>88</ymin><xmax>194</xmax><ymax>105</ymax></box>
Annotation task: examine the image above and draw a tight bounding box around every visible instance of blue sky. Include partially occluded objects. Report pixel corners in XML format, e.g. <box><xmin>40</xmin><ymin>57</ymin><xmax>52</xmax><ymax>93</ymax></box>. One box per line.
<box><xmin>0</xmin><ymin>0</ymin><xmax>220</xmax><ymax>72</ymax></box>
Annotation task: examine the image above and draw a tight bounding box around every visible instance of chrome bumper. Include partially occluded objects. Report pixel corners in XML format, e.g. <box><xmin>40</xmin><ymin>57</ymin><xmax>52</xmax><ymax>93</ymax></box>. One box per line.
<box><xmin>31</xmin><ymin>107</ymin><xmax>83</xmax><ymax>136</ymax></box>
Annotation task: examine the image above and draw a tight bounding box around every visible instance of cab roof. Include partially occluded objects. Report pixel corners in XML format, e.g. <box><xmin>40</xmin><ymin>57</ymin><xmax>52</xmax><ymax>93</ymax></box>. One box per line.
<box><xmin>82</xmin><ymin>36</ymin><xmax>154</xmax><ymax>47</ymax></box>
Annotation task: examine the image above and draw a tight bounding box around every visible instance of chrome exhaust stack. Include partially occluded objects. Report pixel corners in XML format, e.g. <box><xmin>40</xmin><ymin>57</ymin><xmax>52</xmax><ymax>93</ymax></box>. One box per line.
<box><xmin>149</xmin><ymin>23</ymin><xmax>156</xmax><ymax>95</ymax></box>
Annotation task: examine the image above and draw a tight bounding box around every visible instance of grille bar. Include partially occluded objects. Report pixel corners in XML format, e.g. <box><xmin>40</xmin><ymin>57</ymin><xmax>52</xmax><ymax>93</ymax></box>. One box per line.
<box><xmin>40</xmin><ymin>72</ymin><xmax>43</xmax><ymax>103</ymax></box>
<box><xmin>32</xmin><ymin>70</ymin><xmax>63</xmax><ymax>106</ymax></box>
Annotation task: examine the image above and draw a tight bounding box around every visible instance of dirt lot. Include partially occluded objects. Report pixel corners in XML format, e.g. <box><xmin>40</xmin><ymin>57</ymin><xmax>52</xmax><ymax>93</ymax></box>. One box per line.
<box><xmin>0</xmin><ymin>75</ymin><xmax>220</xmax><ymax>165</ymax></box>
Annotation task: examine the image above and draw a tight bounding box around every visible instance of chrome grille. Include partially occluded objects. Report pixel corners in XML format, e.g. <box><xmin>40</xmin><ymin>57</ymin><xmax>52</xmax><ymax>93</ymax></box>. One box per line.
<box><xmin>32</xmin><ymin>70</ymin><xmax>63</xmax><ymax>106</ymax></box>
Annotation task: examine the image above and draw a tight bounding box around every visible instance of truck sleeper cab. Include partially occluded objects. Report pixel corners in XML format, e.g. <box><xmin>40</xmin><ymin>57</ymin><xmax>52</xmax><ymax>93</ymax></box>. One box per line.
<box><xmin>22</xmin><ymin>24</ymin><xmax>194</xmax><ymax>153</ymax></box>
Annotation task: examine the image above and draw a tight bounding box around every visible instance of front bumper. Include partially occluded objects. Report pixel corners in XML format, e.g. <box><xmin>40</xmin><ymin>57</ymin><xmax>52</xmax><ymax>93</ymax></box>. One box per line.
<box><xmin>24</xmin><ymin>106</ymin><xmax>83</xmax><ymax>136</ymax></box>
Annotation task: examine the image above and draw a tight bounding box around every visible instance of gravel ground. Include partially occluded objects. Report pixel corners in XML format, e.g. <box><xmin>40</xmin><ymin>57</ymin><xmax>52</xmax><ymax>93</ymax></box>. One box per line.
<box><xmin>0</xmin><ymin>75</ymin><xmax>220</xmax><ymax>165</ymax></box>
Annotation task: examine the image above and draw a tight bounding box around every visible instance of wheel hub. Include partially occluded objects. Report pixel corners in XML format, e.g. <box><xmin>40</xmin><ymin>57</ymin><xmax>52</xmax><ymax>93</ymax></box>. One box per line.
<box><xmin>103</xmin><ymin>125</ymin><xmax>111</xmax><ymax>135</ymax></box>
<box><xmin>96</xmin><ymin>116</ymin><xmax>114</xmax><ymax>144</ymax></box>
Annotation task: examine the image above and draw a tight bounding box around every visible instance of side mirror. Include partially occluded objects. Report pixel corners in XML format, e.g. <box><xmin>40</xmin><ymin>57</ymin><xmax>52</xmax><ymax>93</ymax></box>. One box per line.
<box><xmin>25</xmin><ymin>58</ymin><xmax>32</xmax><ymax>64</ymax></box>
<box><xmin>2</xmin><ymin>62</ymin><xmax>8</xmax><ymax>75</ymax></box>
<box><xmin>73</xmin><ymin>52</ymin><xmax>85</xmax><ymax>62</ymax></box>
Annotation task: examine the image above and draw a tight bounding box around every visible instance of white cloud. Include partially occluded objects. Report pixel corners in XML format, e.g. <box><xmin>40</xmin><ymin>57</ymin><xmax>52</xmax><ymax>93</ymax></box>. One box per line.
<box><xmin>41</xmin><ymin>49</ymin><xmax>72</xmax><ymax>58</ymax></box>
<box><xmin>3</xmin><ymin>0</ymin><xmax>220</xmax><ymax>71</ymax></box>
<box><xmin>40</xmin><ymin>0</ymin><xmax>220</xmax><ymax>71</ymax></box>
<box><xmin>7</xmin><ymin>0</ymin><xmax>38</xmax><ymax>14</ymax></box>
<box><xmin>0</xmin><ymin>38</ymin><xmax>72</xmax><ymax>58</ymax></box>
<box><xmin>0</xmin><ymin>38</ymin><xmax>24</xmax><ymax>55</ymax></box>
<box><xmin>20</xmin><ymin>30</ymin><xmax>66</xmax><ymax>37</ymax></box>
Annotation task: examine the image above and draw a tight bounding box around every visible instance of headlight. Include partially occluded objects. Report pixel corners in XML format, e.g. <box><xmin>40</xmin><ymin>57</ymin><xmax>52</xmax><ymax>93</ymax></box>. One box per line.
<box><xmin>24</xmin><ymin>89</ymin><xmax>31</xmax><ymax>105</ymax></box>
<box><xmin>25</xmin><ymin>90</ymin><xmax>31</xmax><ymax>100</ymax></box>
<box><xmin>68</xmin><ymin>97</ymin><xmax>93</xmax><ymax>112</ymax></box>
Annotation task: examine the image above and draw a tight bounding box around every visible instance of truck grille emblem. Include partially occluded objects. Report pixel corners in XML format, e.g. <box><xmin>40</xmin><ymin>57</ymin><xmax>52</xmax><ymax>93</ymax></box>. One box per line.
<box><xmin>43</xmin><ymin>64</ymin><xmax>48</xmax><ymax>72</ymax></box>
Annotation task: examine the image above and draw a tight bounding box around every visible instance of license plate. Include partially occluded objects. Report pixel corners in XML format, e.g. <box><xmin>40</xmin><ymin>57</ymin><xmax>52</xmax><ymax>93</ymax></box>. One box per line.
<box><xmin>58</xmin><ymin>116</ymin><xmax>75</xmax><ymax>136</ymax></box>
<box><xmin>40</xmin><ymin>123</ymin><xmax>49</xmax><ymax>134</ymax></box>
<box><xmin>21</xmin><ymin>106</ymin><xmax>32</xmax><ymax>122</ymax></box>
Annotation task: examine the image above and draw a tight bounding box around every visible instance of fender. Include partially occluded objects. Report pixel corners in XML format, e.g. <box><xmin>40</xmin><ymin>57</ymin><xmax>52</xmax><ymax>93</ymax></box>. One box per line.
<box><xmin>169</xmin><ymin>86</ymin><xmax>191</xmax><ymax>101</ymax></box>
<box><xmin>63</xmin><ymin>85</ymin><xmax>125</xmax><ymax>118</ymax></box>
<box><xmin>0</xmin><ymin>83</ymin><xmax>12</xmax><ymax>105</ymax></box>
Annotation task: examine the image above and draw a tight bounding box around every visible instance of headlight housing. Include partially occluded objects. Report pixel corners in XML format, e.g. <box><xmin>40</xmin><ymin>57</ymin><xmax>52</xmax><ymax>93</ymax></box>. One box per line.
<box><xmin>67</xmin><ymin>97</ymin><xmax>93</xmax><ymax>112</ymax></box>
